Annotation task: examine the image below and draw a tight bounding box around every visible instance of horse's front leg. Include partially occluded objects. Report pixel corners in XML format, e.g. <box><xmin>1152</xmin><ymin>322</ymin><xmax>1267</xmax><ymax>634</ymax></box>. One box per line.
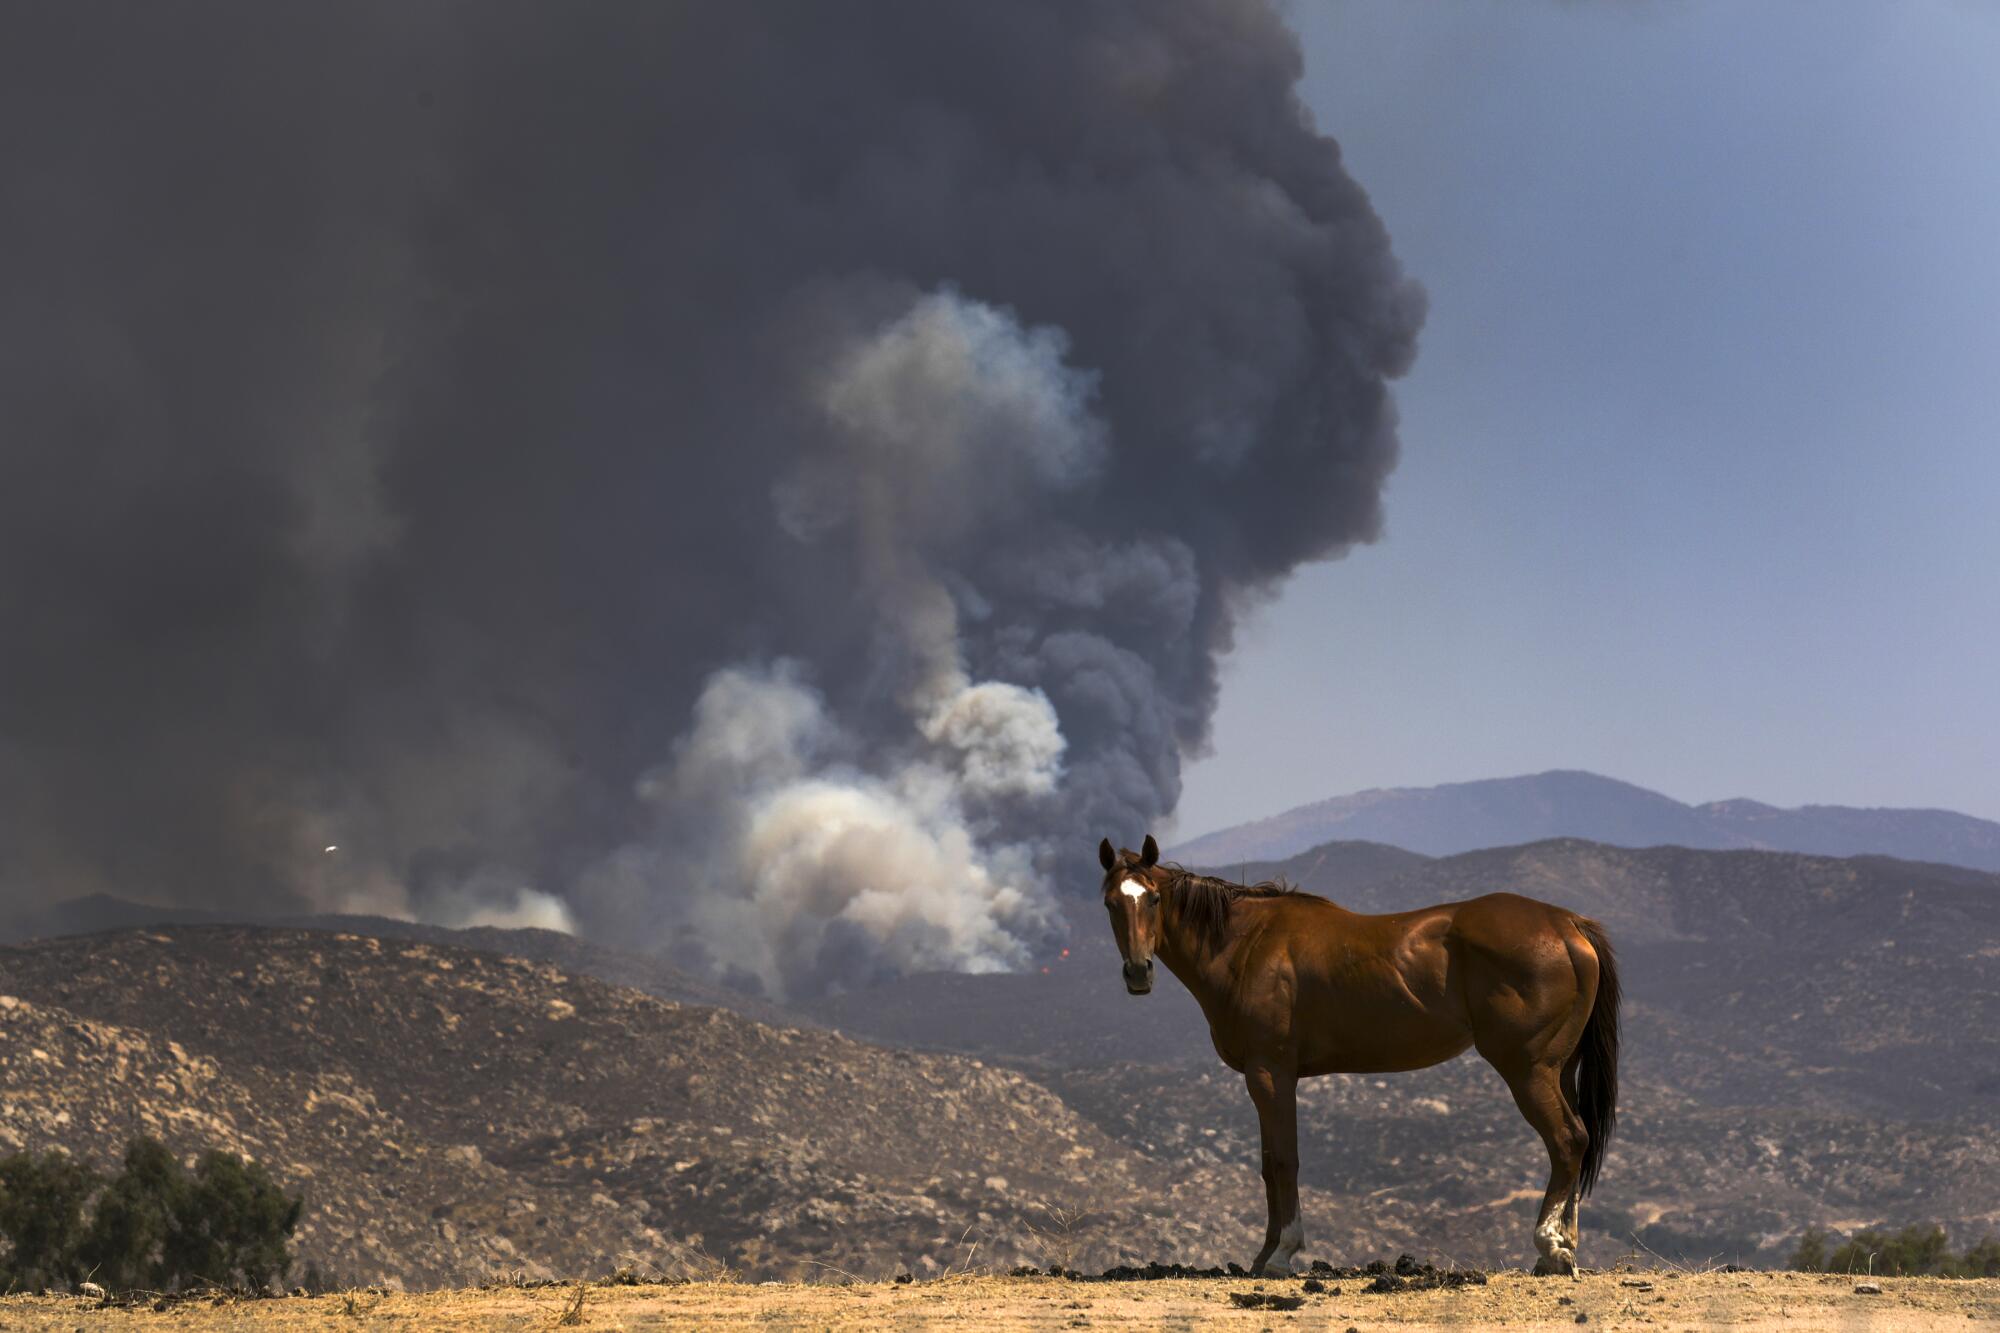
<box><xmin>1244</xmin><ymin>1062</ymin><xmax>1302</xmax><ymax>1275</ymax></box>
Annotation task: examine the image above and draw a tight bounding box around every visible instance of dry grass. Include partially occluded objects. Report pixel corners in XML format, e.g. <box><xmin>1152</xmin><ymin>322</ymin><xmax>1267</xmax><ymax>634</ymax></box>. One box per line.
<box><xmin>1</xmin><ymin>1269</ymin><xmax>1995</xmax><ymax>1330</ymax></box>
<box><xmin>1022</xmin><ymin>1202</ymin><xmax>1090</xmax><ymax>1274</ymax></box>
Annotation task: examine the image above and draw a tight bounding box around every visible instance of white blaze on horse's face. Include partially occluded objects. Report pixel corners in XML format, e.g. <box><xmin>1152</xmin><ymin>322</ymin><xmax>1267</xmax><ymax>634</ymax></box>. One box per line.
<box><xmin>1105</xmin><ymin>863</ymin><xmax>1160</xmax><ymax>995</ymax></box>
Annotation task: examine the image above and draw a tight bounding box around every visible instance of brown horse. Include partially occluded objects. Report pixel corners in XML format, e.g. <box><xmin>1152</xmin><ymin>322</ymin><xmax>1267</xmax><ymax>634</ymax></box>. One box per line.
<box><xmin>1098</xmin><ymin>834</ymin><xmax>1619</xmax><ymax>1277</ymax></box>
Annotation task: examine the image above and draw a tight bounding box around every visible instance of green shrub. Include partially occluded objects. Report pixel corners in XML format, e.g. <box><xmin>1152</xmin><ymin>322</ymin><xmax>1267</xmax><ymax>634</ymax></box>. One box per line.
<box><xmin>1789</xmin><ymin>1224</ymin><xmax>1829</xmax><ymax>1272</ymax></box>
<box><xmin>80</xmin><ymin>1137</ymin><xmax>181</xmax><ymax>1291</ymax></box>
<box><xmin>1961</xmin><ymin>1237</ymin><xmax>2000</xmax><ymax>1279</ymax></box>
<box><xmin>167</xmin><ymin>1150</ymin><xmax>302</xmax><ymax>1292</ymax></box>
<box><xmin>0</xmin><ymin>1150</ymin><xmax>98</xmax><ymax>1292</ymax></box>
<box><xmin>1</xmin><ymin>1138</ymin><xmax>301</xmax><ymax>1294</ymax></box>
<box><xmin>1791</xmin><ymin>1222</ymin><xmax>2000</xmax><ymax>1278</ymax></box>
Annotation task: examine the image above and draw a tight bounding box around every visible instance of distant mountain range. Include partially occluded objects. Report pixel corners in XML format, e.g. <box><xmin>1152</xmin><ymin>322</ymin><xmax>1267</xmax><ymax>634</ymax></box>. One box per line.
<box><xmin>1175</xmin><ymin>770</ymin><xmax>2000</xmax><ymax>872</ymax></box>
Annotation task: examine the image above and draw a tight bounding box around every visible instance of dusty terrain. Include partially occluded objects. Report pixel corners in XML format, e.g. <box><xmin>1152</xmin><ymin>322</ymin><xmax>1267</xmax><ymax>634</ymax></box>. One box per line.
<box><xmin>2</xmin><ymin>1271</ymin><xmax>1997</xmax><ymax>1330</ymax></box>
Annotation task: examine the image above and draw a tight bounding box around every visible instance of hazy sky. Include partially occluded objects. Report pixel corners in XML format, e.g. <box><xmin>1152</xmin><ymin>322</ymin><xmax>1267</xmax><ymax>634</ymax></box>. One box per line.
<box><xmin>1176</xmin><ymin>0</ymin><xmax>2000</xmax><ymax>836</ymax></box>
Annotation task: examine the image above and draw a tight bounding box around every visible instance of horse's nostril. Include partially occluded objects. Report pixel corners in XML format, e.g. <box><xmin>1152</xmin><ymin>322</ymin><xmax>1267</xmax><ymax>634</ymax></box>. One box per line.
<box><xmin>1122</xmin><ymin>959</ymin><xmax>1154</xmax><ymax>990</ymax></box>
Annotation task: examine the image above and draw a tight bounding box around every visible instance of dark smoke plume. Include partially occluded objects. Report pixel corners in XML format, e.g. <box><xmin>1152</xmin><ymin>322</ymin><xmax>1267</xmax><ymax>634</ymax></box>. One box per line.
<box><xmin>0</xmin><ymin>2</ymin><xmax>1422</xmax><ymax>995</ymax></box>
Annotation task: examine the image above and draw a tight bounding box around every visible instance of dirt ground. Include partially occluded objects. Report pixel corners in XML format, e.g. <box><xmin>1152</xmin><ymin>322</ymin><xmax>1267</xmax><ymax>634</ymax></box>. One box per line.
<box><xmin>3</xmin><ymin>1270</ymin><xmax>1996</xmax><ymax>1331</ymax></box>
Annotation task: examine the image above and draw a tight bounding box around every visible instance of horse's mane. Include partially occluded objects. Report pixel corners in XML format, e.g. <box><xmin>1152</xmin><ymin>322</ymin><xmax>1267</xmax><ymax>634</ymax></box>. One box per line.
<box><xmin>1158</xmin><ymin>863</ymin><xmax>1298</xmax><ymax>952</ymax></box>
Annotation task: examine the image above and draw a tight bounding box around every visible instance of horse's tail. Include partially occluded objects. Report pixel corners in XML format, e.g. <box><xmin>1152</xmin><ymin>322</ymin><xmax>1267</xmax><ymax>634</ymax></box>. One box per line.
<box><xmin>1573</xmin><ymin>917</ymin><xmax>1621</xmax><ymax>1197</ymax></box>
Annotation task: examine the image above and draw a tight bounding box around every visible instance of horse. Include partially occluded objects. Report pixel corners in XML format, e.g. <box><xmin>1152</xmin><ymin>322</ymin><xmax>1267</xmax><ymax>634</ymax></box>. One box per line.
<box><xmin>1097</xmin><ymin>834</ymin><xmax>1620</xmax><ymax>1277</ymax></box>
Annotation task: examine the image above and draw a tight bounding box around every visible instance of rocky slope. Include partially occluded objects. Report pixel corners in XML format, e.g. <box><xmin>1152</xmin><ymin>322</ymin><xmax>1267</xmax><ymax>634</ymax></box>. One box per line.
<box><xmin>0</xmin><ymin>928</ymin><xmax>1215</xmax><ymax>1287</ymax></box>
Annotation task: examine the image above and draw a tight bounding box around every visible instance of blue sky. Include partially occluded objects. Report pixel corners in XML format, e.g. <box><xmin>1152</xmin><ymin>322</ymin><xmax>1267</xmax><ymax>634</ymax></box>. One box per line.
<box><xmin>1175</xmin><ymin>0</ymin><xmax>2000</xmax><ymax>836</ymax></box>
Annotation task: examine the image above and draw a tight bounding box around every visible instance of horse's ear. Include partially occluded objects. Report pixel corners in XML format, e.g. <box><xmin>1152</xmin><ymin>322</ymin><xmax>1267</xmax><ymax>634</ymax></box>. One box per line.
<box><xmin>1140</xmin><ymin>834</ymin><xmax>1159</xmax><ymax>867</ymax></box>
<box><xmin>1098</xmin><ymin>838</ymin><xmax>1116</xmax><ymax>872</ymax></box>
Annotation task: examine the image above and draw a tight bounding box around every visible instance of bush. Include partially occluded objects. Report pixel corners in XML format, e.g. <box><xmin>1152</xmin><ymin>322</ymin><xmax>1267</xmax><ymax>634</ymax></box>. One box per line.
<box><xmin>0</xmin><ymin>1150</ymin><xmax>98</xmax><ymax>1292</ymax></box>
<box><xmin>80</xmin><ymin>1137</ymin><xmax>180</xmax><ymax>1291</ymax></box>
<box><xmin>0</xmin><ymin>1138</ymin><xmax>301</xmax><ymax>1294</ymax></box>
<box><xmin>168</xmin><ymin>1150</ymin><xmax>302</xmax><ymax>1292</ymax></box>
<box><xmin>1961</xmin><ymin>1237</ymin><xmax>2000</xmax><ymax>1279</ymax></box>
<box><xmin>1791</xmin><ymin>1222</ymin><xmax>2000</xmax><ymax>1278</ymax></box>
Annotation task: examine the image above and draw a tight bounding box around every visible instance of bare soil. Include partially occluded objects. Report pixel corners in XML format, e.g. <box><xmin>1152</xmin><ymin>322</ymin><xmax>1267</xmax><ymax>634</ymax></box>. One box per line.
<box><xmin>4</xmin><ymin>1271</ymin><xmax>1996</xmax><ymax>1330</ymax></box>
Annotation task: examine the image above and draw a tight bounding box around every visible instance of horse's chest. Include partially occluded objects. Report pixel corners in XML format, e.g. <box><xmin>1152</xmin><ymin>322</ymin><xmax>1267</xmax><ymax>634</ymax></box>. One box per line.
<box><xmin>1206</xmin><ymin>1025</ymin><xmax>1248</xmax><ymax>1073</ymax></box>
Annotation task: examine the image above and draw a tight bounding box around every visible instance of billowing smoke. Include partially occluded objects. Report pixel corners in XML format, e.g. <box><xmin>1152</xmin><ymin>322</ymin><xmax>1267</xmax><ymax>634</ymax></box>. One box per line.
<box><xmin>0</xmin><ymin>2</ymin><xmax>1422</xmax><ymax>995</ymax></box>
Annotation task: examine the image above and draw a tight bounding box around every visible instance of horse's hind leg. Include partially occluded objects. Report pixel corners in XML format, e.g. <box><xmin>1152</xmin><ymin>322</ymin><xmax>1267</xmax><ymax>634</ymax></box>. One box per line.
<box><xmin>1503</xmin><ymin>1061</ymin><xmax>1587</xmax><ymax>1277</ymax></box>
<box><xmin>1559</xmin><ymin>1051</ymin><xmax>1584</xmax><ymax>1253</ymax></box>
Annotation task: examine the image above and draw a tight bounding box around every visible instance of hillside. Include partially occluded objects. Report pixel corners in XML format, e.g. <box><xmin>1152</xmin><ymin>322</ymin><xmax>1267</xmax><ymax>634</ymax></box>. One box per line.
<box><xmin>1176</xmin><ymin>770</ymin><xmax>2000</xmax><ymax>871</ymax></box>
<box><xmin>0</xmin><ymin>899</ymin><xmax>795</xmax><ymax>1027</ymax></box>
<box><xmin>0</xmin><ymin>927</ymin><xmax>1233</xmax><ymax>1287</ymax></box>
<box><xmin>5</xmin><ymin>839</ymin><xmax>1997</xmax><ymax>1280</ymax></box>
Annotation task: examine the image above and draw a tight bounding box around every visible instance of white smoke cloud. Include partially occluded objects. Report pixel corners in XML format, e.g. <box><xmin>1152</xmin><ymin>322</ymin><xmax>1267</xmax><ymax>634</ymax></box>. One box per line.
<box><xmin>303</xmin><ymin>845</ymin><xmax>578</xmax><ymax>936</ymax></box>
<box><xmin>626</xmin><ymin>663</ymin><xmax>1056</xmax><ymax>998</ymax></box>
<box><xmin>452</xmin><ymin>888</ymin><xmax>577</xmax><ymax>935</ymax></box>
<box><xmin>920</xmin><ymin>681</ymin><xmax>1065</xmax><ymax>800</ymax></box>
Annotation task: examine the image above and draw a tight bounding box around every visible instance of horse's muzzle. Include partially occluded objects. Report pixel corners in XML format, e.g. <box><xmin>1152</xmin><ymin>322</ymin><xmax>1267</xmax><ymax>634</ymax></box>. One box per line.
<box><xmin>1123</xmin><ymin>959</ymin><xmax>1154</xmax><ymax>995</ymax></box>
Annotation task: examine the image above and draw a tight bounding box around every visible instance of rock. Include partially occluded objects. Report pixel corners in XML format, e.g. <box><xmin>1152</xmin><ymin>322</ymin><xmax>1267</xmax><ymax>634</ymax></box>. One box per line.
<box><xmin>78</xmin><ymin>1281</ymin><xmax>106</xmax><ymax>1300</ymax></box>
<box><xmin>1855</xmin><ymin>1282</ymin><xmax>1883</xmax><ymax>1295</ymax></box>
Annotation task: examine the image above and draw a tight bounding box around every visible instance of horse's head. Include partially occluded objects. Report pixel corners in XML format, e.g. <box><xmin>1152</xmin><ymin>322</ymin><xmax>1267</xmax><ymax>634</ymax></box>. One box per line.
<box><xmin>1098</xmin><ymin>834</ymin><xmax>1163</xmax><ymax>995</ymax></box>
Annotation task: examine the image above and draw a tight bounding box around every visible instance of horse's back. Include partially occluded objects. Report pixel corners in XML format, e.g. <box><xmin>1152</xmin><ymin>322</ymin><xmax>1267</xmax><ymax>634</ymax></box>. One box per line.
<box><xmin>1447</xmin><ymin>889</ymin><xmax>1590</xmax><ymax>937</ymax></box>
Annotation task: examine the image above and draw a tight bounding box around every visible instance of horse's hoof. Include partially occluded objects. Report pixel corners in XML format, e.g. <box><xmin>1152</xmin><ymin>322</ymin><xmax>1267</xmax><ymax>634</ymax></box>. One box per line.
<box><xmin>1250</xmin><ymin>1250</ymin><xmax>1301</xmax><ymax>1277</ymax></box>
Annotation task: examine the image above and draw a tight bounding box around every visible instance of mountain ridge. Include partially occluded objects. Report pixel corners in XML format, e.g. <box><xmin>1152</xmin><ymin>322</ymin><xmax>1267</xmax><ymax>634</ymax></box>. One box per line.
<box><xmin>1177</xmin><ymin>770</ymin><xmax>2000</xmax><ymax>871</ymax></box>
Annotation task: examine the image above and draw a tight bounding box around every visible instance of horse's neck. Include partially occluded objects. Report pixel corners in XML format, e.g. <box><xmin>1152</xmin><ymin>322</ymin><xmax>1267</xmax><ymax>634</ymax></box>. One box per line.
<box><xmin>1155</xmin><ymin>888</ymin><xmax>1236</xmax><ymax>999</ymax></box>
